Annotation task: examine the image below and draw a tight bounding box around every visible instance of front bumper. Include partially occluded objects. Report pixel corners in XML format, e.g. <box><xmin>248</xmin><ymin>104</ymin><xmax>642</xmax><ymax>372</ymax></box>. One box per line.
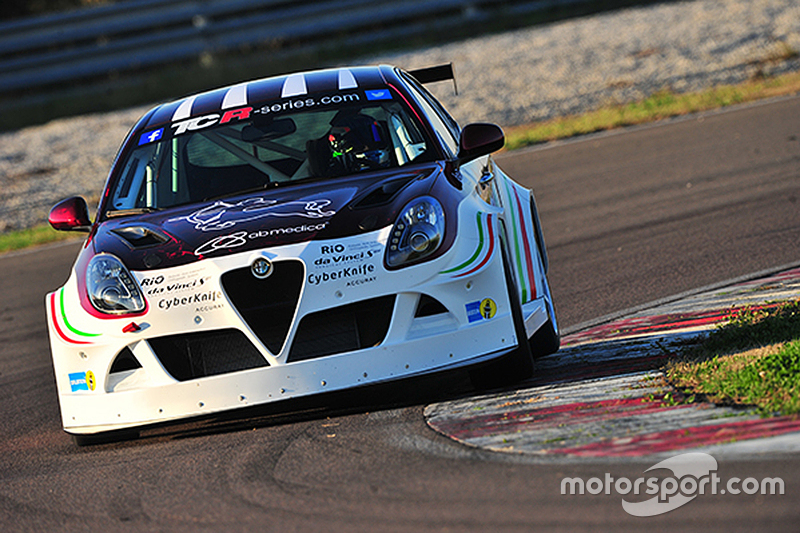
<box><xmin>47</xmin><ymin>224</ymin><xmax>545</xmax><ymax>435</ymax></box>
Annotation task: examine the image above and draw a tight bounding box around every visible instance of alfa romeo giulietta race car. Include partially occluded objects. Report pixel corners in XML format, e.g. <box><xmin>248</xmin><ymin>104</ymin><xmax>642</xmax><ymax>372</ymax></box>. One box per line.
<box><xmin>46</xmin><ymin>64</ymin><xmax>559</xmax><ymax>443</ymax></box>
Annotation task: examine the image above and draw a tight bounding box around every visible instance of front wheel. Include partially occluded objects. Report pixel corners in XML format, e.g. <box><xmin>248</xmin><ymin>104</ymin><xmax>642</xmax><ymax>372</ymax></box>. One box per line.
<box><xmin>528</xmin><ymin>269</ymin><xmax>560</xmax><ymax>358</ymax></box>
<box><xmin>530</xmin><ymin>317</ymin><xmax>559</xmax><ymax>358</ymax></box>
<box><xmin>528</xmin><ymin>192</ymin><xmax>560</xmax><ymax>359</ymax></box>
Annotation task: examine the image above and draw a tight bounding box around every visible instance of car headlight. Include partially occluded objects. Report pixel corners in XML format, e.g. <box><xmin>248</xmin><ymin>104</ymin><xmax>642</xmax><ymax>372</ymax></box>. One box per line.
<box><xmin>86</xmin><ymin>254</ymin><xmax>146</xmax><ymax>314</ymax></box>
<box><xmin>385</xmin><ymin>196</ymin><xmax>445</xmax><ymax>268</ymax></box>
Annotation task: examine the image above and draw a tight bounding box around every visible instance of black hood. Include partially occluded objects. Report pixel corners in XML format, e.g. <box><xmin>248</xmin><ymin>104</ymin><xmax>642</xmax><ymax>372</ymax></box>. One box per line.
<box><xmin>91</xmin><ymin>164</ymin><xmax>445</xmax><ymax>270</ymax></box>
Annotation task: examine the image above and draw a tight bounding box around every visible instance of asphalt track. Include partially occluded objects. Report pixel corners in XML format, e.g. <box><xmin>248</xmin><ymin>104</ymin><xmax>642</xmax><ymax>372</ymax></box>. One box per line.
<box><xmin>1</xmin><ymin>95</ymin><xmax>799</xmax><ymax>532</ymax></box>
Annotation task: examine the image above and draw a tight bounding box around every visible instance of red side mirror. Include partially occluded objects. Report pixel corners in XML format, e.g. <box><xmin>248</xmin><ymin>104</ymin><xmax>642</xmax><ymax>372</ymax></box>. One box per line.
<box><xmin>49</xmin><ymin>197</ymin><xmax>92</xmax><ymax>232</ymax></box>
<box><xmin>458</xmin><ymin>123</ymin><xmax>505</xmax><ymax>163</ymax></box>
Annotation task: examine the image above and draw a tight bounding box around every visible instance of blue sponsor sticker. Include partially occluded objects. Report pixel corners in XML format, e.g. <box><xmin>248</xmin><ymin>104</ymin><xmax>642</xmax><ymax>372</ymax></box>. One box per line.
<box><xmin>138</xmin><ymin>128</ymin><xmax>164</xmax><ymax>145</ymax></box>
<box><xmin>466</xmin><ymin>301</ymin><xmax>483</xmax><ymax>323</ymax></box>
<box><xmin>365</xmin><ymin>89</ymin><xmax>392</xmax><ymax>101</ymax></box>
<box><xmin>69</xmin><ymin>372</ymin><xmax>88</xmax><ymax>392</ymax></box>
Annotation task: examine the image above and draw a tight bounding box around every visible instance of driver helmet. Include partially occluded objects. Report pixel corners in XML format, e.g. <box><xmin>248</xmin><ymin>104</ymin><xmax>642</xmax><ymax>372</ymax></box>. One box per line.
<box><xmin>327</xmin><ymin>112</ymin><xmax>391</xmax><ymax>171</ymax></box>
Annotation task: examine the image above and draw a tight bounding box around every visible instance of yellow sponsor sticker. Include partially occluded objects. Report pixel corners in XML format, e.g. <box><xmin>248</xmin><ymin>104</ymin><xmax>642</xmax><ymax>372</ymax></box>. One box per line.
<box><xmin>479</xmin><ymin>298</ymin><xmax>497</xmax><ymax>319</ymax></box>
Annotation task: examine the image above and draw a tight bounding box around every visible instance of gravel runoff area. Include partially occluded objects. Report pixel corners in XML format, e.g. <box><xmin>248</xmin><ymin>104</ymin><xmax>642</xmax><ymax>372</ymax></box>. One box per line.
<box><xmin>0</xmin><ymin>0</ymin><xmax>798</xmax><ymax>233</ymax></box>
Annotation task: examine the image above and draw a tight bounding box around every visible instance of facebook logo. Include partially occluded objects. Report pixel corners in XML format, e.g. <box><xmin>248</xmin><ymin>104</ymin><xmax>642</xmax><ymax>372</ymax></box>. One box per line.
<box><xmin>365</xmin><ymin>89</ymin><xmax>392</xmax><ymax>101</ymax></box>
<box><xmin>138</xmin><ymin>128</ymin><xmax>164</xmax><ymax>145</ymax></box>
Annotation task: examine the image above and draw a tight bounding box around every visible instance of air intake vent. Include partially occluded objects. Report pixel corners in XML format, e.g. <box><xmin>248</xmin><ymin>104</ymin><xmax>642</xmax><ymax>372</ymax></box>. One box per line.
<box><xmin>148</xmin><ymin>329</ymin><xmax>267</xmax><ymax>381</ymax></box>
<box><xmin>289</xmin><ymin>295</ymin><xmax>395</xmax><ymax>362</ymax></box>
<box><xmin>110</xmin><ymin>347</ymin><xmax>141</xmax><ymax>373</ymax></box>
<box><xmin>414</xmin><ymin>294</ymin><xmax>448</xmax><ymax>317</ymax></box>
<box><xmin>221</xmin><ymin>260</ymin><xmax>304</xmax><ymax>354</ymax></box>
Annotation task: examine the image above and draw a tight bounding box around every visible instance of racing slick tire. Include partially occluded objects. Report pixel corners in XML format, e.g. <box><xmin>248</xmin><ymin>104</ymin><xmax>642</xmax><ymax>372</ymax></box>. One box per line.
<box><xmin>529</xmin><ymin>315</ymin><xmax>559</xmax><ymax>359</ymax></box>
<box><xmin>528</xmin><ymin>193</ymin><xmax>560</xmax><ymax>359</ymax></box>
<box><xmin>529</xmin><ymin>268</ymin><xmax>560</xmax><ymax>359</ymax></box>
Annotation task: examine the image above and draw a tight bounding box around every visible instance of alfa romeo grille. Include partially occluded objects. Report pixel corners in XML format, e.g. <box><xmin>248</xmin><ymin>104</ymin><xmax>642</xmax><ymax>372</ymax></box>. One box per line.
<box><xmin>221</xmin><ymin>260</ymin><xmax>304</xmax><ymax>354</ymax></box>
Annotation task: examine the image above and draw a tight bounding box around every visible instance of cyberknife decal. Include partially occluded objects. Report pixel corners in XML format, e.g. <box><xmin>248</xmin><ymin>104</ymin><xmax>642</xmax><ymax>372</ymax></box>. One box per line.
<box><xmin>169</xmin><ymin>197</ymin><xmax>336</xmax><ymax>232</ymax></box>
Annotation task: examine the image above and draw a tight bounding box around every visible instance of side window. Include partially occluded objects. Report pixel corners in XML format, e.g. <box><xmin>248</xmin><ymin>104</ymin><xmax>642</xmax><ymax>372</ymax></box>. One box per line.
<box><xmin>409</xmin><ymin>75</ymin><xmax>461</xmax><ymax>139</ymax></box>
<box><xmin>402</xmin><ymin>74</ymin><xmax>460</xmax><ymax>158</ymax></box>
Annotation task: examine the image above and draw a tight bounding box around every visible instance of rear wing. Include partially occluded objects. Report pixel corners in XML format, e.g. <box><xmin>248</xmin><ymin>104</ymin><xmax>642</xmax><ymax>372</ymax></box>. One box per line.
<box><xmin>407</xmin><ymin>63</ymin><xmax>458</xmax><ymax>95</ymax></box>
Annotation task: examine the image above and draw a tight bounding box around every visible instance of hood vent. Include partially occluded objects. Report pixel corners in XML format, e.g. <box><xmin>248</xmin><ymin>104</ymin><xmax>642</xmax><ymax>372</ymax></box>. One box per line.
<box><xmin>112</xmin><ymin>226</ymin><xmax>170</xmax><ymax>248</ymax></box>
<box><xmin>352</xmin><ymin>174</ymin><xmax>419</xmax><ymax>209</ymax></box>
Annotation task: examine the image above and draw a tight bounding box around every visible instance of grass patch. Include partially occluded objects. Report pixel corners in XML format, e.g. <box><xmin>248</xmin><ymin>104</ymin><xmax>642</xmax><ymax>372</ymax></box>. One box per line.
<box><xmin>0</xmin><ymin>224</ymin><xmax>83</xmax><ymax>254</ymax></box>
<box><xmin>667</xmin><ymin>301</ymin><xmax>800</xmax><ymax>416</ymax></box>
<box><xmin>505</xmin><ymin>70</ymin><xmax>800</xmax><ymax>150</ymax></box>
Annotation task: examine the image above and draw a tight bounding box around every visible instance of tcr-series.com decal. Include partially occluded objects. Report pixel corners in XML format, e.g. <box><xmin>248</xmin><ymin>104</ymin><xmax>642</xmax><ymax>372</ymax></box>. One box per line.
<box><xmin>257</xmin><ymin>92</ymin><xmax>363</xmax><ymax>116</ymax></box>
<box><xmin>49</xmin><ymin>288</ymin><xmax>101</xmax><ymax>345</ymax></box>
<box><xmin>194</xmin><ymin>222</ymin><xmax>329</xmax><ymax>256</ymax></box>
<box><xmin>440</xmin><ymin>212</ymin><xmax>496</xmax><ymax>278</ymax></box>
<box><xmin>172</xmin><ymin>106</ymin><xmax>253</xmax><ymax>136</ymax></box>
<box><xmin>138</xmin><ymin>89</ymin><xmax>393</xmax><ymax>145</ymax></box>
<box><xmin>170</xmin><ymin>197</ymin><xmax>336</xmax><ymax>232</ymax></box>
<box><xmin>139</xmin><ymin>106</ymin><xmax>252</xmax><ymax>144</ymax></box>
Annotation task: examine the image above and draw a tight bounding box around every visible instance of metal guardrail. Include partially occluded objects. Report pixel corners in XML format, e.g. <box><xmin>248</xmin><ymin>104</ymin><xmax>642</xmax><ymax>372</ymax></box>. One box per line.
<box><xmin>0</xmin><ymin>0</ymin><xmax>593</xmax><ymax>96</ymax></box>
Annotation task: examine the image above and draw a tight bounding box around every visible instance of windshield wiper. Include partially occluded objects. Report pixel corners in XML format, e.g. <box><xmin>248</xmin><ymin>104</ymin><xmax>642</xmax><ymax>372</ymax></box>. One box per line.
<box><xmin>105</xmin><ymin>207</ymin><xmax>162</xmax><ymax>218</ymax></box>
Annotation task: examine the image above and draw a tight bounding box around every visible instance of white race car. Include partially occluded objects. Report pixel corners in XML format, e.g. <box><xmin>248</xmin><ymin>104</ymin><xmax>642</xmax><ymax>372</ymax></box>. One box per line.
<box><xmin>47</xmin><ymin>64</ymin><xmax>558</xmax><ymax>444</ymax></box>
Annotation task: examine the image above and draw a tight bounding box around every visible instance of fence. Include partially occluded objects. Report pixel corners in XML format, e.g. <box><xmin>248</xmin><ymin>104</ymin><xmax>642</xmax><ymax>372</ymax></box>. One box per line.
<box><xmin>4</xmin><ymin>1</ymin><xmax>616</xmax><ymax>92</ymax></box>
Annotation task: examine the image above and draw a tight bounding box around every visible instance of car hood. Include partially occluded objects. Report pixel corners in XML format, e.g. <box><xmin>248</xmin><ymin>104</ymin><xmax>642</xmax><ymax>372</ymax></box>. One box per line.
<box><xmin>91</xmin><ymin>164</ymin><xmax>444</xmax><ymax>271</ymax></box>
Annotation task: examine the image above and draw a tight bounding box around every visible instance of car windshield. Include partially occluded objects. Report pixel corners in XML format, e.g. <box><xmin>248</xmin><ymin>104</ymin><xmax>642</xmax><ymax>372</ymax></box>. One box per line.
<box><xmin>107</xmin><ymin>95</ymin><xmax>434</xmax><ymax>214</ymax></box>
